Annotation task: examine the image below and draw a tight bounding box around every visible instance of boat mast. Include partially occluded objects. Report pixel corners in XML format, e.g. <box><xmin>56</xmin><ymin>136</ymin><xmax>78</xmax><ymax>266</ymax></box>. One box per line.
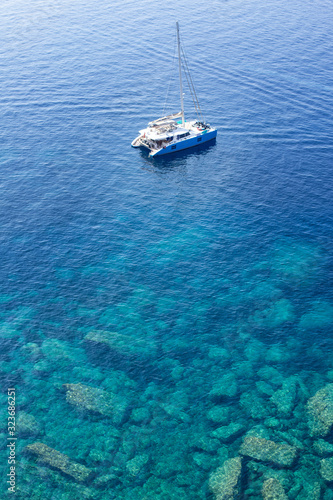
<box><xmin>176</xmin><ymin>22</ymin><xmax>185</xmax><ymax>126</ymax></box>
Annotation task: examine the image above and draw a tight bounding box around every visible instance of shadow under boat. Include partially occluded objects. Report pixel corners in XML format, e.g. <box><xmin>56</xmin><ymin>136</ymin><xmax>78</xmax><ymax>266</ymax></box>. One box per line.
<box><xmin>138</xmin><ymin>137</ymin><xmax>217</xmax><ymax>167</ymax></box>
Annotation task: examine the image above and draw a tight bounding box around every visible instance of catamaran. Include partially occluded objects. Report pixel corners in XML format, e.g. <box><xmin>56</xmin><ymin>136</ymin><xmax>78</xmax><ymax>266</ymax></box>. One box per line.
<box><xmin>131</xmin><ymin>22</ymin><xmax>217</xmax><ymax>157</ymax></box>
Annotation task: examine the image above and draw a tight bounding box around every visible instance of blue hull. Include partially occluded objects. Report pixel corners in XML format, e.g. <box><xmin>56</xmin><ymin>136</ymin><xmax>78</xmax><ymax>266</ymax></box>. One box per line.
<box><xmin>150</xmin><ymin>129</ymin><xmax>217</xmax><ymax>157</ymax></box>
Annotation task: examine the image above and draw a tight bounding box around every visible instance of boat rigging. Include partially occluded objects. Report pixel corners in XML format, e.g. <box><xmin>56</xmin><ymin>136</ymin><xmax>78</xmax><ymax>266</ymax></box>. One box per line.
<box><xmin>131</xmin><ymin>22</ymin><xmax>217</xmax><ymax>157</ymax></box>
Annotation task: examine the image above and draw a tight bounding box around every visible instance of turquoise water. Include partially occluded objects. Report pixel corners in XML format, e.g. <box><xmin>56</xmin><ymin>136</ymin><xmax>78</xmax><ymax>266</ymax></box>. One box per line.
<box><xmin>0</xmin><ymin>0</ymin><xmax>333</xmax><ymax>498</ymax></box>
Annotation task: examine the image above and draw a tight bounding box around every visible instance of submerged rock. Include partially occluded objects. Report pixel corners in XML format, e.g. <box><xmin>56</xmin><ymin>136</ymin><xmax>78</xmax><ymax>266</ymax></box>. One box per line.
<box><xmin>130</xmin><ymin>406</ymin><xmax>151</xmax><ymax>423</ymax></box>
<box><xmin>209</xmin><ymin>456</ymin><xmax>242</xmax><ymax>499</ymax></box>
<box><xmin>240</xmin><ymin>436</ymin><xmax>297</xmax><ymax>467</ymax></box>
<box><xmin>265</xmin><ymin>344</ymin><xmax>291</xmax><ymax>364</ymax></box>
<box><xmin>211</xmin><ymin>423</ymin><xmax>245</xmax><ymax>443</ymax></box>
<box><xmin>41</xmin><ymin>339</ymin><xmax>86</xmax><ymax>364</ymax></box>
<box><xmin>21</xmin><ymin>342</ymin><xmax>41</xmax><ymax>361</ymax></box>
<box><xmin>264</xmin><ymin>418</ymin><xmax>280</xmax><ymax>429</ymax></box>
<box><xmin>262</xmin><ymin>478</ymin><xmax>287</xmax><ymax>499</ymax></box>
<box><xmin>16</xmin><ymin>411</ymin><xmax>40</xmax><ymax>437</ymax></box>
<box><xmin>63</xmin><ymin>383</ymin><xmax>127</xmax><ymax>423</ymax></box>
<box><xmin>126</xmin><ymin>453</ymin><xmax>149</xmax><ymax>476</ymax></box>
<box><xmin>207</xmin><ymin>406</ymin><xmax>230</xmax><ymax>424</ymax></box>
<box><xmin>307</xmin><ymin>384</ymin><xmax>333</xmax><ymax>437</ymax></box>
<box><xmin>244</xmin><ymin>339</ymin><xmax>266</xmax><ymax>363</ymax></box>
<box><xmin>256</xmin><ymin>381</ymin><xmax>275</xmax><ymax>397</ymax></box>
<box><xmin>240</xmin><ymin>391</ymin><xmax>272</xmax><ymax>420</ymax></box>
<box><xmin>190</xmin><ymin>435</ymin><xmax>220</xmax><ymax>454</ymax></box>
<box><xmin>299</xmin><ymin>301</ymin><xmax>333</xmax><ymax>330</ymax></box>
<box><xmin>250</xmin><ymin>298</ymin><xmax>295</xmax><ymax>329</ymax></box>
<box><xmin>210</xmin><ymin>373</ymin><xmax>238</xmax><ymax>398</ymax></box>
<box><xmin>270</xmin><ymin>239</ymin><xmax>320</xmax><ymax>285</ymax></box>
<box><xmin>208</xmin><ymin>347</ymin><xmax>231</xmax><ymax>363</ymax></box>
<box><xmin>292</xmin><ymin>459</ymin><xmax>322</xmax><ymax>500</ymax></box>
<box><xmin>270</xmin><ymin>377</ymin><xmax>298</xmax><ymax>416</ymax></box>
<box><xmin>257</xmin><ymin>366</ymin><xmax>284</xmax><ymax>387</ymax></box>
<box><xmin>93</xmin><ymin>473</ymin><xmax>118</xmax><ymax>488</ymax></box>
<box><xmin>193</xmin><ymin>452</ymin><xmax>215</xmax><ymax>471</ymax></box>
<box><xmin>274</xmin><ymin>431</ymin><xmax>304</xmax><ymax>451</ymax></box>
<box><xmin>313</xmin><ymin>439</ymin><xmax>333</xmax><ymax>457</ymax></box>
<box><xmin>246</xmin><ymin>461</ymin><xmax>293</xmax><ymax>496</ymax></box>
<box><xmin>24</xmin><ymin>442</ymin><xmax>92</xmax><ymax>482</ymax></box>
<box><xmin>246</xmin><ymin>426</ymin><xmax>271</xmax><ymax>440</ymax></box>
<box><xmin>85</xmin><ymin>329</ymin><xmax>157</xmax><ymax>359</ymax></box>
<box><xmin>320</xmin><ymin>457</ymin><xmax>333</xmax><ymax>481</ymax></box>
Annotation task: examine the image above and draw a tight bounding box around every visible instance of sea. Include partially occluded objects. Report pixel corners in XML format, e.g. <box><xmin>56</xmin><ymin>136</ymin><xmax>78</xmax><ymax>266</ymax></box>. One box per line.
<box><xmin>0</xmin><ymin>0</ymin><xmax>333</xmax><ymax>498</ymax></box>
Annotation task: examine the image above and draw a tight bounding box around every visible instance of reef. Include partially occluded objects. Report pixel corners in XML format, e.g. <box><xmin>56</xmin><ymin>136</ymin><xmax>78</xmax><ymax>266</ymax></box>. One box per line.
<box><xmin>5</xmin><ymin>237</ymin><xmax>333</xmax><ymax>499</ymax></box>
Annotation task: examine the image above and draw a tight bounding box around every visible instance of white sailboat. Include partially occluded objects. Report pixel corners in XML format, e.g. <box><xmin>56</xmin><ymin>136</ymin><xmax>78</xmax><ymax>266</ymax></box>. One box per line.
<box><xmin>131</xmin><ymin>22</ymin><xmax>217</xmax><ymax>157</ymax></box>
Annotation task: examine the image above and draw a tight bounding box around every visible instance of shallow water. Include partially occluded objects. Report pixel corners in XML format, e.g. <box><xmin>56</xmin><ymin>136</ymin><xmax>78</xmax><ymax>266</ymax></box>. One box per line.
<box><xmin>0</xmin><ymin>0</ymin><xmax>333</xmax><ymax>498</ymax></box>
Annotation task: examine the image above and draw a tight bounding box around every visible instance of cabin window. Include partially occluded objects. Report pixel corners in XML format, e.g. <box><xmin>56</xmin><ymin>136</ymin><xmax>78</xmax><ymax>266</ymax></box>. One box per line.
<box><xmin>171</xmin><ymin>145</ymin><xmax>176</xmax><ymax>150</ymax></box>
<box><xmin>177</xmin><ymin>132</ymin><xmax>190</xmax><ymax>140</ymax></box>
<box><xmin>197</xmin><ymin>137</ymin><xmax>202</xmax><ymax>142</ymax></box>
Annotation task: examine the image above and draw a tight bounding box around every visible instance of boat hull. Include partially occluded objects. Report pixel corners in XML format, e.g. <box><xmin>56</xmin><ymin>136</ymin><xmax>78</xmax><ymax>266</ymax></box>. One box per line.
<box><xmin>150</xmin><ymin>129</ymin><xmax>217</xmax><ymax>157</ymax></box>
<box><xmin>131</xmin><ymin>135</ymin><xmax>144</xmax><ymax>148</ymax></box>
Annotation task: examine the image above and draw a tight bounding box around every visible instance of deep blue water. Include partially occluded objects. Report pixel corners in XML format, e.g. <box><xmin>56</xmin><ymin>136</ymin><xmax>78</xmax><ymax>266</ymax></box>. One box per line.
<box><xmin>0</xmin><ymin>0</ymin><xmax>333</xmax><ymax>498</ymax></box>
